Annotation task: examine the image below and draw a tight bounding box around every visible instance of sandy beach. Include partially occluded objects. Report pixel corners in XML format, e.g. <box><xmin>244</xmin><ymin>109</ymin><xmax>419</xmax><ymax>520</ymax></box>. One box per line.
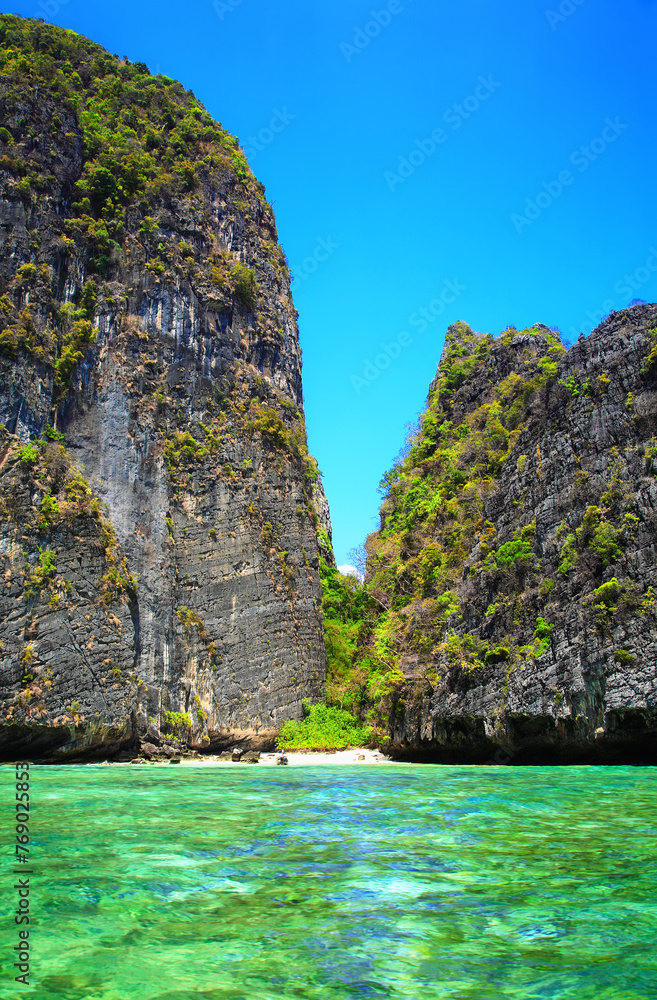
<box><xmin>164</xmin><ymin>748</ymin><xmax>394</xmax><ymax>767</ymax></box>
<box><xmin>257</xmin><ymin>748</ymin><xmax>392</xmax><ymax>766</ymax></box>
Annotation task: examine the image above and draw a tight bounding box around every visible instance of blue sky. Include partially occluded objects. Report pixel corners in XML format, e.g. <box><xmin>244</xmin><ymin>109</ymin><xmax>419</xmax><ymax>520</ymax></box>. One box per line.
<box><xmin>11</xmin><ymin>0</ymin><xmax>657</xmax><ymax>566</ymax></box>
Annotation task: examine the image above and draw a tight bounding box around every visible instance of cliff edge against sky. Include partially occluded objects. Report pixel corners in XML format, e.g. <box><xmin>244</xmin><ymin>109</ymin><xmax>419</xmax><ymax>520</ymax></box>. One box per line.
<box><xmin>0</xmin><ymin>15</ymin><xmax>328</xmax><ymax>760</ymax></box>
<box><xmin>324</xmin><ymin>307</ymin><xmax>657</xmax><ymax>763</ymax></box>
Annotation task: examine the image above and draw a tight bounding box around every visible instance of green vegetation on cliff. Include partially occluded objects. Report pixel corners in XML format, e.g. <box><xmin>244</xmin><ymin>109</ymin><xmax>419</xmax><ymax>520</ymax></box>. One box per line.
<box><xmin>0</xmin><ymin>14</ymin><xmax>278</xmax><ymax>401</ymax></box>
<box><xmin>0</xmin><ymin>424</ymin><xmax>136</xmax><ymax>609</ymax></box>
<box><xmin>316</xmin><ymin>323</ymin><xmax>565</xmax><ymax>728</ymax></box>
<box><xmin>0</xmin><ymin>14</ymin><xmax>257</xmax><ymax>265</ymax></box>
<box><xmin>318</xmin><ymin>315</ymin><xmax>657</xmax><ymax>740</ymax></box>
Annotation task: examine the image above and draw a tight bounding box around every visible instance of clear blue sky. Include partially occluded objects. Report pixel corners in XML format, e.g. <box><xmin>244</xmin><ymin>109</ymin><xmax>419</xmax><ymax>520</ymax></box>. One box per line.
<box><xmin>10</xmin><ymin>0</ymin><xmax>657</xmax><ymax>565</ymax></box>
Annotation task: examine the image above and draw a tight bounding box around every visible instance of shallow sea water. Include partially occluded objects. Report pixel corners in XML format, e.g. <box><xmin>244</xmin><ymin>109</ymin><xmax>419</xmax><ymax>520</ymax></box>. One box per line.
<box><xmin>1</xmin><ymin>764</ymin><xmax>656</xmax><ymax>999</ymax></box>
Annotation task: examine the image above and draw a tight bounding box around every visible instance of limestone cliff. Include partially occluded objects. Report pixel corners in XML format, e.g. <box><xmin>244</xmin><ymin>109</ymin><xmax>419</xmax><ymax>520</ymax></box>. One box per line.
<box><xmin>356</xmin><ymin>307</ymin><xmax>657</xmax><ymax>762</ymax></box>
<box><xmin>0</xmin><ymin>16</ymin><xmax>326</xmax><ymax>760</ymax></box>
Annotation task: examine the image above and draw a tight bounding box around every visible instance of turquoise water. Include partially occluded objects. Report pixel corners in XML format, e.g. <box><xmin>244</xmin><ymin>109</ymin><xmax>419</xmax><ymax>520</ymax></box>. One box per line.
<box><xmin>1</xmin><ymin>764</ymin><xmax>656</xmax><ymax>999</ymax></box>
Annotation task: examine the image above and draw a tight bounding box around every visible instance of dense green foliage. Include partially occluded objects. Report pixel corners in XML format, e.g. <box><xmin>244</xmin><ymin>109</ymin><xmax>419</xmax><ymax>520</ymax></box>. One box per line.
<box><xmin>276</xmin><ymin>701</ymin><xmax>373</xmax><ymax>750</ymax></box>
<box><xmin>164</xmin><ymin>710</ymin><xmax>192</xmax><ymax>737</ymax></box>
<box><xmin>0</xmin><ymin>14</ymin><xmax>255</xmax><ymax>268</ymax></box>
<box><xmin>319</xmin><ymin>558</ymin><xmax>380</xmax><ymax>713</ymax></box>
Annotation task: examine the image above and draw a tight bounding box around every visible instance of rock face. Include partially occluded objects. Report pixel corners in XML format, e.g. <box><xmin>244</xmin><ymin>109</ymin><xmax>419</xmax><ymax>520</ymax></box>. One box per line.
<box><xmin>0</xmin><ymin>17</ymin><xmax>326</xmax><ymax>760</ymax></box>
<box><xmin>365</xmin><ymin>308</ymin><xmax>657</xmax><ymax>763</ymax></box>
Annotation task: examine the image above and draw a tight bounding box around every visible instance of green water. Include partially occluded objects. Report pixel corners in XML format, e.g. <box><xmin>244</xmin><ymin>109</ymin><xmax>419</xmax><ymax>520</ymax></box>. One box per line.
<box><xmin>1</xmin><ymin>764</ymin><xmax>656</xmax><ymax>999</ymax></box>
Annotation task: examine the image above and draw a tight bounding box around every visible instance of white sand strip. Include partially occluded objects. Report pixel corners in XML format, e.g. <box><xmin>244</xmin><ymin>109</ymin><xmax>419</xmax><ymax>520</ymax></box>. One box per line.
<box><xmin>162</xmin><ymin>748</ymin><xmax>394</xmax><ymax>767</ymax></box>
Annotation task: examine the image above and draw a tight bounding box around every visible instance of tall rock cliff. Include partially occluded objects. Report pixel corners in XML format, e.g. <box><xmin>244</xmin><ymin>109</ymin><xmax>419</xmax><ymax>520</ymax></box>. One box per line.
<box><xmin>0</xmin><ymin>16</ymin><xmax>326</xmax><ymax>760</ymax></box>
<box><xmin>354</xmin><ymin>307</ymin><xmax>657</xmax><ymax>762</ymax></box>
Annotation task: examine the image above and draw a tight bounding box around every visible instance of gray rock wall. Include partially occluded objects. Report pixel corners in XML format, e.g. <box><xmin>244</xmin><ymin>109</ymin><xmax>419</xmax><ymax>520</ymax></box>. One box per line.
<box><xmin>0</xmin><ymin>53</ymin><xmax>326</xmax><ymax>760</ymax></box>
<box><xmin>381</xmin><ymin>307</ymin><xmax>657</xmax><ymax>762</ymax></box>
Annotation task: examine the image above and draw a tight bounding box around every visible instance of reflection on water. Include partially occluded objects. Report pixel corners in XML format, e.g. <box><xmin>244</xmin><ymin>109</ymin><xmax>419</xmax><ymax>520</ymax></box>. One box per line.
<box><xmin>1</xmin><ymin>764</ymin><xmax>656</xmax><ymax>999</ymax></box>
